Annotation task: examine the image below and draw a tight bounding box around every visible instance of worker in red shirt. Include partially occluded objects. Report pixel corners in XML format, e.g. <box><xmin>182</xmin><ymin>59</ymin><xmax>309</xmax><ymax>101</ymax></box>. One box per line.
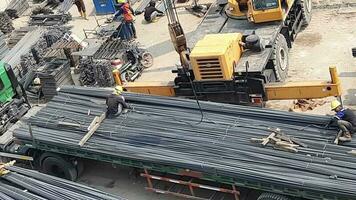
<box><xmin>114</xmin><ymin>0</ymin><xmax>137</xmax><ymax>39</ymax></box>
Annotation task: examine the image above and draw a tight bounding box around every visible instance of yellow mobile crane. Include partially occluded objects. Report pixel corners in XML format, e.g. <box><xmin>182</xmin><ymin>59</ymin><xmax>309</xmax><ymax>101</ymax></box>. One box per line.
<box><xmin>120</xmin><ymin>0</ymin><xmax>341</xmax><ymax>104</ymax></box>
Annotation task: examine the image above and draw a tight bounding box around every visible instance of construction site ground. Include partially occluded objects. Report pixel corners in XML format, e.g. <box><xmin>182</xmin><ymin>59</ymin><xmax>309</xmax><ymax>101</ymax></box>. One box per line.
<box><xmin>9</xmin><ymin>0</ymin><xmax>356</xmax><ymax>199</ymax></box>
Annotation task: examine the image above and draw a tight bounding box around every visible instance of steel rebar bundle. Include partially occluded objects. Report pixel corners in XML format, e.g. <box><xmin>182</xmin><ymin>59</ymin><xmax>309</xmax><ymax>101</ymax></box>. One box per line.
<box><xmin>0</xmin><ymin>12</ymin><xmax>14</xmax><ymax>34</ymax></box>
<box><xmin>0</xmin><ymin>165</ymin><xmax>125</xmax><ymax>200</ymax></box>
<box><xmin>5</xmin><ymin>0</ymin><xmax>30</xmax><ymax>18</ymax></box>
<box><xmin>78</xmin><ymin>59</ymin><xmax>115</xmax><ymax>87</ymax></box>
<box><xmin>13</xmin><ymin>86</ymin><xmax>356</xmax><ymax>199</ymax></box>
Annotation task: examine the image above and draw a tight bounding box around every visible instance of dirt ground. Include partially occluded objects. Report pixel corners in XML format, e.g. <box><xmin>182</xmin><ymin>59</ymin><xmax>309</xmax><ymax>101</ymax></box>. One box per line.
<box><xmin>10</xmin><ymin>0</ymin><xmax>356</xmax><ymax>199</ymax></box>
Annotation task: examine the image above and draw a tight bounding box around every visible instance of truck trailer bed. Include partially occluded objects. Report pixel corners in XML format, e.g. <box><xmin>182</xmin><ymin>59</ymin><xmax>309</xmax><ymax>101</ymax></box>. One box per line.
<box><xmin>10</xmin><ymin>86</ymin><xmax>356</xmax><ymax>200</ymax></box>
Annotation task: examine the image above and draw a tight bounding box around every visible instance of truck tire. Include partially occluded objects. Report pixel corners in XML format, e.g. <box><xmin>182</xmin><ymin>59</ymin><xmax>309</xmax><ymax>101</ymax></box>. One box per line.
<box><xmin>258</xmin><ymin>193</ymin><xmax>291</xmax><ymax>200</ymax></box>
<box><xmin>300</xmin><ymin>0</ymin><xmax>312</xmax><ymax>26</ymax></box>
<box><xmin>272</xmin><ymin>34</ymin><xmax>289</xmax><ymax>82</ymax></box>
<box><xmin>40</xmin><ymin>153</ymin><xmax>78</xmax><ymax>181</ymax></box>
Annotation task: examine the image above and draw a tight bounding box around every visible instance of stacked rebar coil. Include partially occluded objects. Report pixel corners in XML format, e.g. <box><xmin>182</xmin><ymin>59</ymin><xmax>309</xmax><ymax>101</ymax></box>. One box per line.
<box><xmin>12</xmin><ymin>86</ymin><xmax>356</xmax><ymax>199</ymax></box>
<box><xmin>93</xmin><ymin>39</ymin><xmax>124</xmax><ymax>60</ymax></box>
<box><xmin>0</xmin><ymin>164</ymin><xmax>125</xmax><ymax>200</ymax></box>
<box><xmin>78</xmin><ymin>59</ymin><xmax>115</xmax><ymax>87</ymax></box>
<box><xmin>5</xmin><ymin>0</ymin><xmax>30</xmax><ymax>18</ymax></box>
<box><xmin>0</xmin><ymin>12</ymin><xmax>14</xmax><ymax>34</ymax></box>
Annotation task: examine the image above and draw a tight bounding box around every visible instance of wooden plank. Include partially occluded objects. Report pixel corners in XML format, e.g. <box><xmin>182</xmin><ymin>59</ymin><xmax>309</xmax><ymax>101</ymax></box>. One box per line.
<box><xmin>79</xmin><ymin>113</ymin><xmax>106</xmax><ymax>147</ymax></box>
<box><xmin>262</xmin><ymin>132</ymin><xmax>276</xmax><ymax>146</ymax></box>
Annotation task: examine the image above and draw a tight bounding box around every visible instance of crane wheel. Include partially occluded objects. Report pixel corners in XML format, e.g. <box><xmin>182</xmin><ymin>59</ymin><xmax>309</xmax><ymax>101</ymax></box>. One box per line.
<box><xmin>272</xmin><ymin>34</ymin><xmax>289</xmax><ymax>82</ymax></box>
<box><xmin>39</xmin><ymin>152</ymin><xmax>78</xmax><ymax>181</ymax></box>
<box><xmin>257</xmin><ymin>192</ymin><xmax>291</xmax><ymax>200</ymax></box>
<box><xmin>300</xmin><ymin>0</ymin><xmax>312</xmax><ymax>26</ymax></box>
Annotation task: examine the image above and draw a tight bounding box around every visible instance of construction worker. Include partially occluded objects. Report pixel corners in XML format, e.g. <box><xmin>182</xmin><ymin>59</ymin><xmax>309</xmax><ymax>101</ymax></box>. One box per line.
<box><xmin>144</xmin><ymin>1</ymin><xmax>164</xmax><ymax>23</ymax></box>
<box><xmin>330</xmin><ymin>100</ymin><xmax>356</xmax><ymax>142</ymax></box>
<box><xmin>106</xmin><ymin>86</ymin><xmax>131</xmax><ymax>118</ymax></box>
<box><xmin>74</xmin><ymin>0</ymin><xmax>88</xmax><ymax>20</ymax></box>
<box><xmin>114</xmin><ymin>0</ymin><xmax>137</xmax><ymax>39</ymax></box>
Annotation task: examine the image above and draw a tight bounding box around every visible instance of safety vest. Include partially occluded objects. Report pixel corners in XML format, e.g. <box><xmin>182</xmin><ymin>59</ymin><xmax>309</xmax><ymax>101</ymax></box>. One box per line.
<box><xmin>122</xmin><ymin>3</ymin><xmax>134</xmax><ymax>22</ymax></box>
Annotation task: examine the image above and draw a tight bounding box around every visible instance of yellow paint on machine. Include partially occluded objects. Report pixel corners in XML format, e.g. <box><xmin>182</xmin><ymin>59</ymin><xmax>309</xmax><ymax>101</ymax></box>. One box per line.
<box><xmin>190</xmin><ymin>33</ymin><xmax>243</xmax><ymax>81</ymax></box>
<box><xmin>124</xmin><ymin>81</ymin><xmax>176</xmax><ymax>96</ymax></box>
<box><xmin>265</xmin><ymin>66</ymin><xmax>342</xmax><ymax>100</ymax></box>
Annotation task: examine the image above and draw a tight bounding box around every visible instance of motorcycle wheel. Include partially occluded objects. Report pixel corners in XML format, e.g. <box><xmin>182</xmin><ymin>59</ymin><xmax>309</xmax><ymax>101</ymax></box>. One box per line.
<box><xmin>140</xmin><ymin>52</ymin><xmax>154</xmax><ymax>68</ymax></box>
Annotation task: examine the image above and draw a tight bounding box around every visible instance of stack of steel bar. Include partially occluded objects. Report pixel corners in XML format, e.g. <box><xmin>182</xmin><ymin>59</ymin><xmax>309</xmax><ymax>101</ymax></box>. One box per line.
<box><xmin>0</xmin><ymin>12</ymin><xmax>14</xmax><ymax>34</ymax></box>
<box><xmin>0</xmin><ymin>32</ymin><xmax>9</xmax><ymax>60</ymax></box>
<box><xmin>93</xmin><ymin>39</ymin><xmax>123</xmax><ymax>59</ymax></box>
<box><xmin>29</xmin><ymin>14</ymin><xmax>72</xmax><ymax>26</ymax></box>
<box><xmin>36</xmin><ymin>59</ymin><xmax>73</xmax><ymax>100</ymax></box>
<box><xmin>2</xmin><ymin>27</ymin><xmax>45</xmax><ymax>76</ymax></box>
<box><xmin>58</xmin><ymin>0</ymin><xmax>74</xmax><ymax>14</ymax></box>
<box><xmin>44</xmin><ymin>38</ymin><xmax>81</xmax><ymax>59</ymax></box>
<box><xmin>13</xmin><ymin>86</ymin><xmax>356</xmax><ymax>199</ymax></box>
<box><xmin>5</xmin><ymin>0</ymin><xmax>30</xmax><ymax>18</ymax></box>
<box><xmin>0</xmin><ymin>164</ymin><xmax>125</xmax><ymax>200</ymax></box>
<box><xmin>7</xmin><ymin>27</ymin><xmax>37</xmax><ymax>48</ymax></box>
<box><xmin>78</xmin><ymin>59</ymin><xmax>115</xmax><ymax>87</ymax></box>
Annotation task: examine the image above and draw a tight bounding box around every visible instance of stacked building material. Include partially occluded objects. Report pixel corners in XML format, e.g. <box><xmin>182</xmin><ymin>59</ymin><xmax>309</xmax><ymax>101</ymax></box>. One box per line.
<box><xmin>0</xmin><ymin>164</ymin><xmax>125</xmax><ymax>200</ymax></box>
<box><xmin>36</xmin><ymin>59</ymin><xmax>73</xmax><ymax>100</ymax></box>
<box><xmin>5</xmin><ymin>0</ymin><xmax>30</xmax><ymax>18</ymax></box>
<box><xmin>93</xmin><ymin>39</ymin><xmax>124</xmax><ymax>60</ymax></box>
<box><xmin>58</xmin><ymin>0</ymin><xmax>74</xmax><ymax>14</ymax></box>
<box><xmin>78</xmin><ymin>59</ymin><xmax>115</xmax><ymax>87</ymax></box>
<box><xmin>0</xmin><ymin>12</ymin><xmax>14</xmax><ymax>34</ymax></box>
<box><xmin>12</xmin><ymin>86</ymin><xmax>356</xmax><ymax>199</ymax></box>
<box><xmin>7</xmin><ymin>27</ymin><xmax>37</xmax><ymax>48</ymax></box>
<box><xmin>44</xmin><ymin>37</ymin><xmax>81</xmax><ymax>60</ymax></box>
<box><xmin>29</xmin><ymin>14</ymin><xmax>72</xmax><ymax>26</ymax></box>
<box><xmin>0</xmin><ymin>32</ymin><xmax>9</xmax><ymax>60</ymax></box>
<box><xmin>18</xmin><ymin>27</ymin><xmax>67</xmax><ymax>76</ymax></box>
<box><xmin>2</xmin><ymin>27</ymin><xmax>45</xmax><ymax>77</ymax></box>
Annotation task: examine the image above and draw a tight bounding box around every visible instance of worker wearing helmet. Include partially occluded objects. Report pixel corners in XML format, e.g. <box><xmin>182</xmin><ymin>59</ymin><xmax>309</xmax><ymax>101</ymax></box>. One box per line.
<box><xmin>106</xmin><ymin>86</ymin><xmax>131</xmax><ymax>118</ymax></box>
<box><xmin>331</xmin><ymin>100</ymin><xmax>356</xmax><ymax>142</ymax></box>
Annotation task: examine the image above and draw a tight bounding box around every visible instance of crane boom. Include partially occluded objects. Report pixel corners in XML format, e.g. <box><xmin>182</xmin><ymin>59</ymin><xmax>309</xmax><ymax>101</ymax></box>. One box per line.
<box><xmin>163</xmin><ymin>0</ymin><xmax>189</xmax><ymax>68</ymax></box>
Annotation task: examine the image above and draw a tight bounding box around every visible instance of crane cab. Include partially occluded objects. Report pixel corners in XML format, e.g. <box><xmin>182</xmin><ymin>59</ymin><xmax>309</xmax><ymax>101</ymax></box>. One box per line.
<box><xmin>226</xmin><ymin>0</ymin><xmax>295</xmax><ymax>23</ymax></box>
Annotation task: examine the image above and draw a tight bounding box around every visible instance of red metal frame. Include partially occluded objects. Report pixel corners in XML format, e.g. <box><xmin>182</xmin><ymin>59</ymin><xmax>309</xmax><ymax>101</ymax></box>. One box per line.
<box><xmin>141</xmin><ymin>169</ymin><xmax>240</xmax><ymax>200</ymax></box>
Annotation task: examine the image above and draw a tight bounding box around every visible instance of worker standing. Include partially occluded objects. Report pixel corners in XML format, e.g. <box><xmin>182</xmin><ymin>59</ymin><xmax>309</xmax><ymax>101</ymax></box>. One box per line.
<box><xmin>73</xmin><ymin>0</ymin><xmax>88</xmax><ymax>20</ymax></box>
<box><xmin>106</xmin><ymin>86</ymin><xmax>131</xmax><ymax>118</ymax></box>
<box><xmin>144</xmin><ymin>1</ymin><xmax>164</xmax><ymax>23</ymax></box>
<box><xmin>330</xmin><ymin>100</ymin><xmax>356</xmax><ymax>142</ymax></box>
<box><xmin>114</xmin><ymin>0</ymin><xmax>137</xmax><ymax>39</ymax></box>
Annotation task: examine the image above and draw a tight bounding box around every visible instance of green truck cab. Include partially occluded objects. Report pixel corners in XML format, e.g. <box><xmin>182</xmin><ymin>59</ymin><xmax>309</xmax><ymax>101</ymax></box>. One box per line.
<box><xmin>0</xmin><ymin>61</ymin><xmax>16</xmax><ymax>104</ymax></box>
<box><xmin>0</xmin><ymin>61</ymin><xmax>30</xmax><ymax>134</ymax></box>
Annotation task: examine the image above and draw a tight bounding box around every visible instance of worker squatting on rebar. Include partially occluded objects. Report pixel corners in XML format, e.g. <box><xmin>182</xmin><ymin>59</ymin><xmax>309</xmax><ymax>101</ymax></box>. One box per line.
<box><xmin>330</xmin><ymin>100</ymin><xmax>356</xmax><ymax>142</ymax></box>
<box><xmin>106</xmin><ymin>86</ymin><xmax>132</xmax><ymax>118</ymax></box>
<box><xmin>144</xmin><ymin>1</ymin><xmax>164</xmax><ymax>23</ymax></box>
<box><xmin>113</xmin><ymin>0</ymin><xmax>137</xmax><ymax>39</ymax></box>
<box><xmin>73</xmin><ymin>0</ymin><xmax>88</xmax><ymax>20</ymax></box>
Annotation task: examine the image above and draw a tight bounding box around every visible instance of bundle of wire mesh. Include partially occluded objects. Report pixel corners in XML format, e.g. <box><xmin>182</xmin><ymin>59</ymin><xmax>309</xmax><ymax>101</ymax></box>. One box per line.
<box><xmin>0</xmin><ymin>164</ymin><xmax>125</xmax><ymax>200</ymax></box>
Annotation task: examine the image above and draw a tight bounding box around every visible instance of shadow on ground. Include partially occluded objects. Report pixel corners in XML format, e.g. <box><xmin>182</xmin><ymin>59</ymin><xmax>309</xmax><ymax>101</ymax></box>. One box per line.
<box><xmin>343</xmin><ymin>89</ymin><xmax>356</xmax><ymax>106</ymax></box>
